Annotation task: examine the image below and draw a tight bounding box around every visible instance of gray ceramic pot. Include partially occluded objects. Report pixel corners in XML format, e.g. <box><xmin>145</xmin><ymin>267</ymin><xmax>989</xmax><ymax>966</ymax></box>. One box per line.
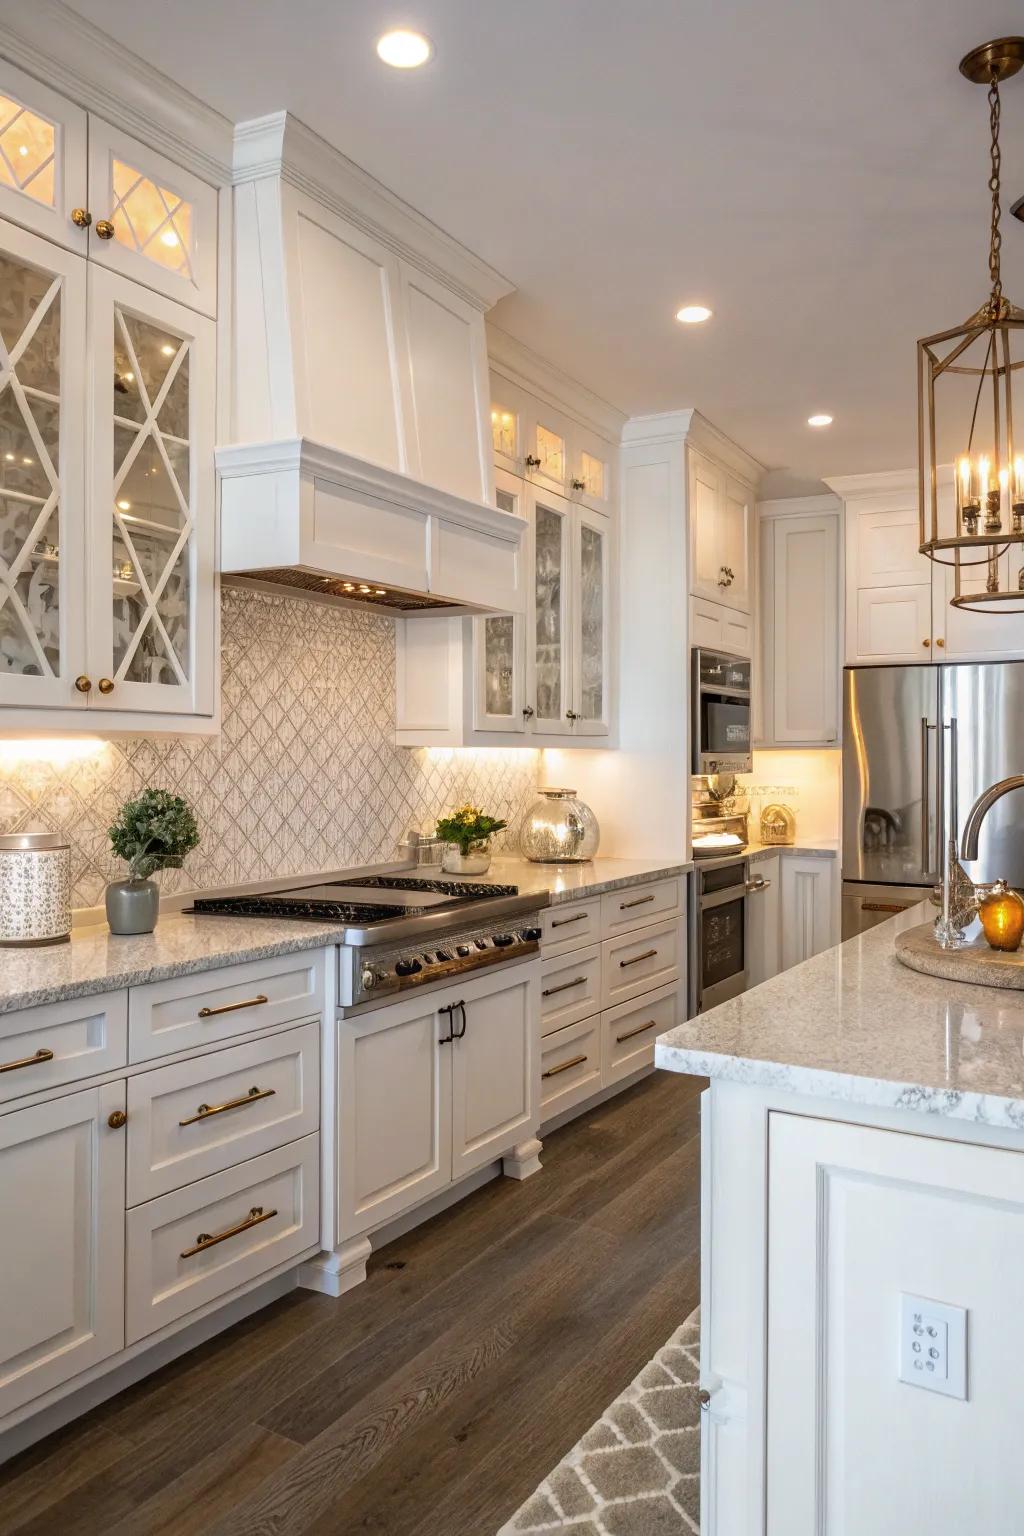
<box><xmin>105</xmin><ymin>878</ymin><xmax>160</xmax><ymax>935</ymax></box>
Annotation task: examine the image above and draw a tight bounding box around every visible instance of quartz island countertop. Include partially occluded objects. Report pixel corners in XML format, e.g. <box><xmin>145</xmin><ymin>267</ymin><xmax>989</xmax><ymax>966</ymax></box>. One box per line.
<box><xmin>656</xmin><ymin>902</ymin><xmax>1024</xmax><ymax>1129</ymax></box>
<box><xmin>0</xmin><ymin>854</ymin><xmax>691</xmax><ymax>1015</ymax></box>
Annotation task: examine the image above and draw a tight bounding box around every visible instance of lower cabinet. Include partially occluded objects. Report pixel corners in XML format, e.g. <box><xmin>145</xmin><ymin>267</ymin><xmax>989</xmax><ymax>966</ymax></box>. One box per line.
<box><xmin>336</xmin><ymin>962</ymin><xmax>538</xmax><ymax>1240</ymax></box>
<box><xmin>0</xmin><ymin>1082</ymin><xmax>126</xmax><ymax>1418</ymax></box>
<box><xmin>746</xmin><ymin>855</ymin><xmax>781</xmax><ymax>988</ymax></box>
<box><xmin>781</xmin><ymin>856</ymin><xmax>837</xmax><ymax>970</ymax></box>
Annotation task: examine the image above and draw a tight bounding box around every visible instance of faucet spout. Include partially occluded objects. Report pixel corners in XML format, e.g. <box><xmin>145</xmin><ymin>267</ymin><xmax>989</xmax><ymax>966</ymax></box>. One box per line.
<box><xmin>960</xmin><ymin>775</ymin><xmax>1024</xmax><ymax>861</ymax></box>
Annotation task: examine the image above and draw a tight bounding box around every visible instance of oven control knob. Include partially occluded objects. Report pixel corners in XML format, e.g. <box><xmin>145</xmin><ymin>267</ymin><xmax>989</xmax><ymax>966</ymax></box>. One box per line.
<box><xmin>361</xmin><ymin>968</ymin><xmax>378</xmax><ymax>990</ymax></box>
<box><xmin>457</xmin><ymin>944</ymin><xmax>472</xmax><ymax>957</ymax></box>
<box><xmin>395</xmin><ymin>957</ymin><xmax>422</xmax><ymax>978</ymax></box>
<box><xmin>475</xmin><ymin>938</ymin><xmax>489</xmax><ymax>950</ymax></box>
<box><xmin>492</xmin><ymin>934</ymin><xmax>514</xmax><ymax>947</ymax></box>
<box><xmin>436</xmin><ymin>949</ymin><xmax>453</xmax><ymax>962</ymax></box>
<box><xmin>519</xmin><ymin>927</ymin><xmax>542</xmax><ymax>942</ymax></box>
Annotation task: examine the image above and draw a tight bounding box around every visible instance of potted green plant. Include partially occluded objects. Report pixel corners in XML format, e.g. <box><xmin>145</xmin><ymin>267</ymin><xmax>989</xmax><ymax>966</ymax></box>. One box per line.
<box><xmin>106</xmin><ymin>789</ymin><xmax>199</xmax><ymax>935</ymax></box>
<box><xmin>435</xmin><ymin>804</ymin><xmax>507</xmax><ymax>876</ymax></box>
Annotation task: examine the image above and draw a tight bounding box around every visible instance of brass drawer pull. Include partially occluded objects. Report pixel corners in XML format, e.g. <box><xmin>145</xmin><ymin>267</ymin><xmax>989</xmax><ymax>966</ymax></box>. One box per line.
<box><xmin>179</xmin><ymin>1085</ymin><xmax>277</xmax><ymax>1126</ymax></box>
<box><xmin>198</xmin><ymin>993</ymin><xmax>269</xmax><ymax>1019</ymax></box>
<box><xmin>180</xmin><ymin>1205</ymin><xmax>277</xmax><ymax>1258</ymax></box>
<box><xmin>551</xmin><ymin>912</ymin><xmax>588</xmax><ymax>928</ymax></box>
<box><xmin>620</xmin><ymin>893</ymin><xmax>655</xmax><ymax>910</ymax></box>
<box><xmin>616</xmin><ymin>1019</ymin><xmax>657</xmax><ymax>1044</ymax></box>
<box><xmin>542</xmin><ymin>975</ymin><xmax>588</xmax><ymax>999</ymax></box>
<box><xmin>619</xmin><ymin>948</ymin><xmax>658</xmax><ymax>969</ymax></box>
<box><xmin>542</xmin><ymin>1053</ymin><xmax>588</xmax><ymax>1079</ymax></box>
<box><xmin>0</xmin><ymin>1046</ymin><xmax>54</xmax><ymax>1074</ymax></box>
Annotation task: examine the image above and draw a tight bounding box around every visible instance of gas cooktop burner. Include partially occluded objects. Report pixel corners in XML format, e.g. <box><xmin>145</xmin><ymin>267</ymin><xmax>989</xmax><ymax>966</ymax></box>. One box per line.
<box><xmin>191</xmin><ymin>876</ymin><xmax>520</xmax><ymax>924</ymax></box>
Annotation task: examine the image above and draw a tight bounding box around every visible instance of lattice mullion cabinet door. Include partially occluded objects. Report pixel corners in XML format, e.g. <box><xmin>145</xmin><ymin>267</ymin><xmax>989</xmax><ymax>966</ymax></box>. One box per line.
<box><xmin>0</xmin><ymin>216</ymin><xmax>88</xmax><ymax>710</ymax></box>
<box><xmin>525</xmin><ymin>484</ymin><xmax>575</xmax><ymax>736</ymax></box>
<box><xmin>87</xmin><ymin>117</ymin><xmax>218</xmax><ymax>317</ymax></box>
<box><xmin>0</xmin><ymin>60</ymin><xmax>88</xmax><ymax>253</ymax></box>
<box><xmin>86</xmin><ymin>264</ymin><xmax>215</xmax><ymax>717</ymax></box>
<box><xmin>569</xmin><ymin>505</ymin><xmax>613</xmax><ymax>737</ymax></box>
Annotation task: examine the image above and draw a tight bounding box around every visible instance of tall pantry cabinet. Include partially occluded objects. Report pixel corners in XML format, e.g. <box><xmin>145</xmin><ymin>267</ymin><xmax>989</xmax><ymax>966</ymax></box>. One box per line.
<box><xmin>0</xmin><ymin>55</ymin><xmax>221</xmax><ymax>730</ymax></box>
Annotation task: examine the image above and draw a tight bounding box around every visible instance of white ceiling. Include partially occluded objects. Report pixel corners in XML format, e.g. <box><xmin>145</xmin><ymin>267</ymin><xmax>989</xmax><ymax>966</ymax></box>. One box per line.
<box><xmin>69</xmin><ymin>0</ymin><xmax>1024</xmax><ymax>495</ymax></box>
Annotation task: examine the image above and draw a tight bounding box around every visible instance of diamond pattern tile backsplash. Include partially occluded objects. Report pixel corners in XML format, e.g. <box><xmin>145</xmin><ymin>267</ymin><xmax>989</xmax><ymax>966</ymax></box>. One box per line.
<box><xmin>0</xmin><ymin>588</ymin><xmax>543</xmax><ymax>911</ymax></box>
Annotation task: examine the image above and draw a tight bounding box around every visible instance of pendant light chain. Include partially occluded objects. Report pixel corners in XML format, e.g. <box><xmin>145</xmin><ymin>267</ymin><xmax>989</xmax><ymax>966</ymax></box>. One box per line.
<box><xmin>988</xmin><ymin>69</ymin><xmax>1003</xmax><ymax>311</ymax></box>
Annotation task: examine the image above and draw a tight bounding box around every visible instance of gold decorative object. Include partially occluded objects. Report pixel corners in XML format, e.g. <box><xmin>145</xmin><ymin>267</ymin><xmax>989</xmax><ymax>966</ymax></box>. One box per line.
<box><xmin>977</xmin><ymin>879</ymin><xmax>1024</xmax><ymax>950</ymax></box>
<box><xmin>917</xmin><ymin>37</ymin><xmax>1024</xmax><ymax>614</ymax></box>
<box><xmin>759</xmin><ymin>803</ymin><xmax>795</xmax><ymax>846</ymax></box>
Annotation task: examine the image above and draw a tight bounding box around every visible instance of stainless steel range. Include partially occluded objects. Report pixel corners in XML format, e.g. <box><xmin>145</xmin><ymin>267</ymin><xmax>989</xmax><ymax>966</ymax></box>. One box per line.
<box><xmin>192</xmin><ymin>874</ymin><xmax>545</xmax><ymax>1007</ymax></box>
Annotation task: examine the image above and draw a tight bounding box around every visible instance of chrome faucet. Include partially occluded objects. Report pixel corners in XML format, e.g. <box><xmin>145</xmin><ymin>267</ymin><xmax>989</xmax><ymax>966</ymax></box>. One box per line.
<box><xmin>960</xmin><ymin>775</ymin><xmax>1024</xmax><ymax>861</ymax></box>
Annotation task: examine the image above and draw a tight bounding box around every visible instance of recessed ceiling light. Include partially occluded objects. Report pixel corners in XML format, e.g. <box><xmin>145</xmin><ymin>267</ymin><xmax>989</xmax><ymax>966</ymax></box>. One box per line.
<box><xmin>675</xmin><ymin>305</ymin><xmax>712</xmax><ymax>325</ymax></box>
<box><xmin>376</xmin><ymin>29</ymin><xmax>433</xmax><ymax>68</ymax></box>
<box><xmin>807</xmin><ymin>413</ymin><xmax>833</xmax><ymax>427</ymax></box>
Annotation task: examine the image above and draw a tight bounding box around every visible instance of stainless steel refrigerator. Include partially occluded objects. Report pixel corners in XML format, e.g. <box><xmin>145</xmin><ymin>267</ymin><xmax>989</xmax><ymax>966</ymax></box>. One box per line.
<box><xmin>842</xmin><ymin>662</ymin><xmax>1024</xmax><ymax>938</ymax></box>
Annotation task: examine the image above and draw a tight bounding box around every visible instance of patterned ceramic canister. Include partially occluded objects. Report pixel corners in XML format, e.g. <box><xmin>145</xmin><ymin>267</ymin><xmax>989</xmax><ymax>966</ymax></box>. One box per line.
<box><xmin>0</xmin><ymin>832</ymin><xmax>72</xmax><ymax>946</ymax></box>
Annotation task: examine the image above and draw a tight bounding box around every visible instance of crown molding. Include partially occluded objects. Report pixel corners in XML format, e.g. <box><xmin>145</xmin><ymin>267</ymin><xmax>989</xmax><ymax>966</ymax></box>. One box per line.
<box><xmin>232</xmin><ymin>113</ymin><xmax>513</xmax><ymax>313</ymax></box>
<box><xmin>623</xmin><ymin>408</ymin><xmax>764</xmax><ymax>485</ymax></box>
<box><xmin>0</xmin><ymin>0</ymin><xmax>233</xmax><ymax>183</ymax></box>
<box><xmin>825</xmin><ymin>465</ymin><xmax>953</xmax><ymax>502</ymax></box>
<box><xmin>486</xmin><ymin>324</ymin><xmax>627</xmax><ymax>442</ymax></box>
<box><xmin>757</xmin><ymin>492</ymin><xmax>841</xmax><ymax>519</ymax></box>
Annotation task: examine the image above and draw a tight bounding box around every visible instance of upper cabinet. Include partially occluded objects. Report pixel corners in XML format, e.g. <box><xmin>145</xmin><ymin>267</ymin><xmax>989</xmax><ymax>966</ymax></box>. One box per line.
<box><xmin>688</xmin><ymin>447</ymin><xmax>753</xmax><ymax>613</ymax></box>
<box><xmin>0</xmin><ymin>60</ymin><xmax>217</xmax><ymax>316</ymax></box>
<box><xmin>757</xmin><ymin>498</ymin><xmax>841</xmax><ymax>747</ymax></box>
<box><xmin>831</xmin><ymin>469</ymin><xmax>1024</xmax><ymax>666</ymax></box>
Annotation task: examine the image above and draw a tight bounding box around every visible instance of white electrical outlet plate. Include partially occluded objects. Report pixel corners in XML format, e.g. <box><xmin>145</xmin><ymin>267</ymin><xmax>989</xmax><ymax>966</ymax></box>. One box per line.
<box><xmin>899</xmin><ymin>1293</ymin><xmax>967</xmax><ymax>1400</ymax></box>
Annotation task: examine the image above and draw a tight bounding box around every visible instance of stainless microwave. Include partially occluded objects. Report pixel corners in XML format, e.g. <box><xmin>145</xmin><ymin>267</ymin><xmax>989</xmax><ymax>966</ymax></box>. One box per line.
<box><xmin>691</xmin><ymin>647</ymin><xmax>752</xmax><ymax>774</ymax></box>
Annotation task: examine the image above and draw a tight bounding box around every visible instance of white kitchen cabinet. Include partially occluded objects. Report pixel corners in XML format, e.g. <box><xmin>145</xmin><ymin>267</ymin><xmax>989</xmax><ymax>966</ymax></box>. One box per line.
<box><xmin>781</xmin><ymin>856</ymin><xmax>836</xmax><ymax>969</ymax></box>
<box><xmin>689</xmin><ymin>449</ymin><xmax>753</xmax><ymax>614</ymax></box>
<box><xmin>746</xmin><ymin>855</ymin><xmax>781</xmax><ymax>988</ymax></box>
<box><xmin>0</xmin><ymin>59</ymin><xmax>88</xmax><ymax>253</ymax></box>
<box><xmin>689</xmin><ymin>597</ymin><xmax>752</xmax><ymax>658</ymax></box>
<box><xmin>758</xmin><ymin>503</ymin><xmax>840</xmax><ymax>745</ymax></box>
<box><xmin>0</xmin><ymin>1081</ymin><xmax>126</xmax><ymax>1420</ymax></box>
<box><xmin>530</xmin><ymin>486</ymin><xmax>575</xmax><ymax>735</ymax></box>
<box><xmin>336</xmin><ymin>962</ymin><xmax>539</xmax><ymax>1241</ymax></box>
<box><xmin>87</xmin><ymin>265</ymin><xmax>216</xmax><ymax>715</ymax></box>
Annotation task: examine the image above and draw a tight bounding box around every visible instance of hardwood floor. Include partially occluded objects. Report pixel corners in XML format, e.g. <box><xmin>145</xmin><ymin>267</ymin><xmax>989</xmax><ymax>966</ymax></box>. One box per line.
<box><xmin>0</xmin><ymin>1069</ymin><xmax>703</xmax><ymax>1536</ymax></box>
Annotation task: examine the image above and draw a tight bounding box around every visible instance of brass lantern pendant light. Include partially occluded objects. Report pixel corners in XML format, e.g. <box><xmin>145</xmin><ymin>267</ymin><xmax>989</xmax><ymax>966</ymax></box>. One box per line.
<box><xmin>918</xmin><ymin>37</ymin><xmax>1024</xmax><ymax>613</ymax></box>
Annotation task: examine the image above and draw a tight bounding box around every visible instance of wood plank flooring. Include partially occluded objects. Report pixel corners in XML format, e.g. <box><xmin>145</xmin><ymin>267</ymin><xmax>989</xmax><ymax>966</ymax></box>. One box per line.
<box><xmin>0</xmin><ymin>1068</ymin><xmax>703</xmax><ymax>1536</ymax></box>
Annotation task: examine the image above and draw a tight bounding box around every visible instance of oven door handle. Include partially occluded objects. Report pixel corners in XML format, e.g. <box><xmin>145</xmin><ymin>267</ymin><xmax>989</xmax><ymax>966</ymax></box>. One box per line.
<box><xmin>700</xmin><ymin>885</ymin><xmax>747</xmax><ymax>911</ymax></box>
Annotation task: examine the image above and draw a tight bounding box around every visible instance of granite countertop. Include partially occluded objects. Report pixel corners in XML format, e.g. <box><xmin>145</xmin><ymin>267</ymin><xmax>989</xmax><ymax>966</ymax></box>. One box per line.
<box><xmin>690</xmin><ymin>839</ymin><xmax>838</xmax><ymax>871</ymax></box>
<box><xmin>1</xmin><ymin>855</ymin><xmax>692</xmax><ymax>1015</ymax></box>
<box><xmin>656</xmin><ymin>902</ymin><xmax>1024</xmax><ymax>1129</ymax></box>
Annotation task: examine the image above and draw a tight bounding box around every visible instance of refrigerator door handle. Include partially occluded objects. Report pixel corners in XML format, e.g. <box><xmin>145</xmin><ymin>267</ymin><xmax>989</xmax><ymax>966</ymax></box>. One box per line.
<box><xmin>948</xmin><ymin>716</ymin><xmax>959</xmax><ymax>839</ymax></box>
<box><xmin>921</xmin><ymin>717</ymin><xmax>935</xmax><ymax>880</ymax></box>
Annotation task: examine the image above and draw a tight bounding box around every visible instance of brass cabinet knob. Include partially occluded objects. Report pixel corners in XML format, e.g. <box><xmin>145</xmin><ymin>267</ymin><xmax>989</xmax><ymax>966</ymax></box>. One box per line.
<box><xmin>107</xmin><ymin>1109</ymin><xmax>127</xmax><ymax>1129</ymax></box>
<box><xmin>74</xmin><ymin>674</ymin><xmax>92</xmax><ymax>693</ymax></box>
<box><xmin>98</xmin><ymin>677</ymin><xmax>115</xmax><ymax>695</ymax></box>
<box><xmin>570</xmin><ymin>477</ymin><xmax>585</xmax><ymax>492</ymax></box>
<box><xmin>522</xmin><ymin>705</ymin><xmax>535</xmax><ymax>719</ymax></box>
<box><xmin>936</xmin><ymin>637</ymin><xmax>946</xmax><ymax>648</ymax></box>
<box><xmin>698</xmin><ymin>1388</ymin><xmax>712</xmax><ymax>1408</ymax></box>
<box><xmin>923</xmin><ymin>638</ymin><xmax>931</xmax><ymax>648</ymax></box>
<box><xmin>70</xmin><ymin>207</ymin><xmax>92</xmax><ymax>228</ymax></box>
<box><xmin>95</xmin><ymin>219</ymin><xmax>115</xmax><ymax>240</ymax></box>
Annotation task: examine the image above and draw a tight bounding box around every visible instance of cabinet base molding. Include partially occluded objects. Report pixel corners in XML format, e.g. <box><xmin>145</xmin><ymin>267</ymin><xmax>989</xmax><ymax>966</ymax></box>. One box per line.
<box><xmin>299</xmin><ymin>1238</ymin><xmax>372</xmax><ymax>1298</ymax></box>
<box><xmin>502</xmin><ymin>1136</ymin><xmax>543</xmax><ymax>1180</ymax></box>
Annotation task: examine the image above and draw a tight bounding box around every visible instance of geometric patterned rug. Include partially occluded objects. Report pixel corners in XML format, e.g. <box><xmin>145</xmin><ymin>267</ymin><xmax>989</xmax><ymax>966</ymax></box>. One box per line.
<box><xmin>498</xmin><ymin>1308</ymin><xmax>701</xmax><ymax>1535</ymax></box>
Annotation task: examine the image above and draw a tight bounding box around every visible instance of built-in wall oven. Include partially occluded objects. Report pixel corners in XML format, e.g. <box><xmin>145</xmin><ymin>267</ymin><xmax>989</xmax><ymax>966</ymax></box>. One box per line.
<box><xmin>691</xmin><ymin>647</ymin><xmax>752</xmax><ymax>774</ymax></box>
<box><xmin>689</xmin><ymin>856</ymin><xmax>771</xmax><ymax>1014</ymax></box>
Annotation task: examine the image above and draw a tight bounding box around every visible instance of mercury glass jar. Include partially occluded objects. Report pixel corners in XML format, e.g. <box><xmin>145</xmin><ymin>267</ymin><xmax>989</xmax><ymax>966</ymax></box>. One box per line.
<box><xmin>0</xmin><ymin>832</ymin><xmax>72</xmax><ymax>946</ymax></box>
<box><xmin>520</xmin><ymin>788</ymin><xmax>600</xmax><ymax>864</ymax></box>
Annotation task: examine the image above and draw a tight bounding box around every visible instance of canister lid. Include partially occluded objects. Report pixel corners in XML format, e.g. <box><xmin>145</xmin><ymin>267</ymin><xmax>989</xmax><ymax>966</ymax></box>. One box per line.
<box><xmin>0</xmin><ymin>832</ymin><xmax>69</xmax><ymax>852</ymax></box>
<box><xmin>538</xmin><ymin>787</ymin><xmax>576</xmax><ymax>798</ymax></box>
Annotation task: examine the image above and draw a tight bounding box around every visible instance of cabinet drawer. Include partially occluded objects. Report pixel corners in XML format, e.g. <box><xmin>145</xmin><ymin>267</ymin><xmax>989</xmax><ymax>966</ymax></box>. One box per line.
<box><xmin>539</xmin><ymin>1016</ymin><xmax>602</xmax><ymax>1126</ymax></box>
<box><xmin>0</xmin><ymin>991</ymin><xmax>127</xmax><ymax>1108</ymax></box>
<box><xmin>129</xmin><ymin>951</ymin><xmax>326</xmax><ymax>1062</ymax></box>
<box><xmin>601</xmin><ymin>917</ymin><xmax>683</xmax><ymax>1009</ymax></box>
<box><xmin>126</xmin><ymin>1023</ymin><xmax>320</xmax><ymax>1204</ymax></box>
<box><xmin>603</xmin><ymin>981</ymin><xmax>684</xmax><ymax>1088</ymax></box>
<box><xmin>601</xmin><ymin>878</ymin><xmax>683</xmax><ymax>938</ymax></box>
<box><xmin>541</xmin><ymin>899</ymin><xmax>602</xmax><ymax>956</ymax></box>
<box><xmin>540</xmin><ymin>945</ymin><xmax>601</xmax><ymax>1036</ymax></box>
<box><xmin>125</xmin><ymin>1134</ymin><xmax>319</xmax><ymax>1344</ymax></box>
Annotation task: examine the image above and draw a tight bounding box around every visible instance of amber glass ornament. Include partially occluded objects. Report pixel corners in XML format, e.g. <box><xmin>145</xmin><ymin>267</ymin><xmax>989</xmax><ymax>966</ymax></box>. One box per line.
<box><xmin>978</xmin><ymin>880</ymin><xmax>1024</xmax><ymax>952</ymax></box>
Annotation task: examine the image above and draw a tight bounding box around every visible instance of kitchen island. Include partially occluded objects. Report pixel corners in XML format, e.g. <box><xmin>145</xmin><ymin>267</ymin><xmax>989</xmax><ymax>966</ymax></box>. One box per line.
<box><xmin>657</xmin><ymin>902</ymin><xmax>1024</xmax><ymax>1535</ymax></box>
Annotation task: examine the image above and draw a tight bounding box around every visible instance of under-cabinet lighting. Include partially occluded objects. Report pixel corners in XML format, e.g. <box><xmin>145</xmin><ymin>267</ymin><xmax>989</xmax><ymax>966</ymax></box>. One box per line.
<box><xmin>0</xmin><ymin>738</ymin><xmax>108</xmax><ymax>768</ymax></box>
<box><xmin>376</xmin><ymin>29</ymin><xmax>433</xmax><ymax>68</ymax></box>
<box><xmin>675</xmin><ymin>305</ymin><xmax>712</xmax><ymax>324</ymax></box>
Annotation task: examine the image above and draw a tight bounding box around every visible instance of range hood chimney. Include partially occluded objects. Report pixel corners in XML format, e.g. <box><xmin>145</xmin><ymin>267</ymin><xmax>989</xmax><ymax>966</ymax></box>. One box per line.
<box><xmin>216</xmin><ymin>113</ymin><xmax>525</xmax><ymax>618</ymax></box>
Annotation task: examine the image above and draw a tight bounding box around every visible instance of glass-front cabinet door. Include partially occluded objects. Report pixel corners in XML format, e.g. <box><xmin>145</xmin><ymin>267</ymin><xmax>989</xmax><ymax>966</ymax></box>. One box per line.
<box><xmin>87</xmin><ymin>266</ymin><xmax>214</xmax><ymax>715</ymax></box>
<box><xmin>571</xmin><ymin>506</ymin><xmax>612</xmax><ymax>736</ymax></box>
<box><xmin>0</xmin><ymin>219</ymin><xmax>86</xmax><ymax>709</ymax></box>
<box><xmin>0</xmin><ymin>62</ymin><xmax>88</xmax><ymax>253</ymax></box>
<box><xmin>87</xmin><ymin>119</ymin><xmax>218</xmax><ymax>317</ymax></box>
<box><xmin>528</xmin><ymin>488</ymin><xmax>573</xmax><ymax>735</ymax></box>
<box><xmin>473</xmin><ymin>469</ymin><xmax>526</xmax><ymax>732</ymax></box>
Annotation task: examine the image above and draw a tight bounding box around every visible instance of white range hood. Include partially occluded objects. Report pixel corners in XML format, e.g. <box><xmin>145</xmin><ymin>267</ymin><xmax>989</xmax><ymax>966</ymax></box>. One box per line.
<box><xmin>217</xmin><ymin>113</ymin><xmax>525</xmax><ymax>617</ymax></box>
